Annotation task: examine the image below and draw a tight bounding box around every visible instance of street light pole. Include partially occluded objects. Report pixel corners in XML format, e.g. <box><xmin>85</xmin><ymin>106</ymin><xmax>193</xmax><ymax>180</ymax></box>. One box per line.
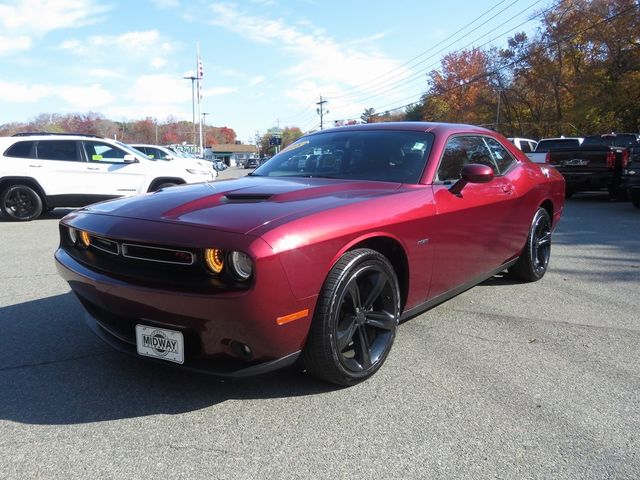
<box><xmin>184</xmin><ymin>75</ymin><xmax>197</xmax><ymax>146</ymax></box>
<box><xmin>202</xmin><ymin>112</ymin><xmax>209</xmax><ymax>152</ymax></box>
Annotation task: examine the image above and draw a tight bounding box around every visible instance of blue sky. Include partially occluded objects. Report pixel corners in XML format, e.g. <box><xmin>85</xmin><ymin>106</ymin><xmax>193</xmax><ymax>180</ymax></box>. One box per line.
<box><xmin>0</xmin><ymin>0</ymin><xmax>547</xmax><ymax>143</ymax></box>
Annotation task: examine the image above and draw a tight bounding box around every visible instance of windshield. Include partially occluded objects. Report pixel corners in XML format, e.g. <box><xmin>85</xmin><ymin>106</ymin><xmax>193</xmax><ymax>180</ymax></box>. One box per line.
<box><xmin>253</xmin><ymin>130</ymin><xmax>434</xmax><ymax>184</ymax></box>
<box><xmin>583</xmin><ymin>135</ymin><xmax>639</xmax><ymax>147</ymax></box>
<box><xmin>115</xmin><ymin>141</ymin><xmax>154</xmax><ymax>160</ymax></box>
<box><xmin>534</xmin><ymin>139</ymin><xmax>581</xmax><ymax>152</ymax></box>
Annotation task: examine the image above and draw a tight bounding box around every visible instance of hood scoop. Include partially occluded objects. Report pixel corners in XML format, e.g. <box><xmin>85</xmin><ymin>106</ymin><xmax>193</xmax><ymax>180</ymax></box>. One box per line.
<box><xmin>222</xmin><ymin>192</ymin><xmax>273</xmax><ymax>203</ymax></box>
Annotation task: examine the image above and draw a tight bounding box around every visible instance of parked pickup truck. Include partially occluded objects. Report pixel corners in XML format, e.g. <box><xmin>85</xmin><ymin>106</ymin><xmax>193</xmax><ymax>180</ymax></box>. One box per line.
<box><xmin>527</xmin><ymin>137</ymin><xmax>583</xmax><ymax>164</ymax></box>
<box><xmin>549</xmin><ymin>133</ymin><xmax>640</xmax><ymax>198</ymax></box>
<box><xmin>621</xmin><ymin>143</ymin><xmax>640</xmax><ymax>208</ymax></box>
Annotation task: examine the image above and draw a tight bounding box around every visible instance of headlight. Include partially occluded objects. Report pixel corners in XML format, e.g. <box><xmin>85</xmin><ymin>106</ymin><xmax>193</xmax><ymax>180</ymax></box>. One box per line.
<box><xmin>79</xmin><ymin>230</ymin><xmax>91</xmax><ymax>248</ymax></box>
<box><xmin>229</xmin><ymin>251</ymin><xmax>253</xmax><ymax>280</ymax></box>
<box><xmin>204</xmin><ymin>248</ymin><xmax>224</xmax><ymax>274</ymax></box>
<box><xmin>67</xmin><ymin>227</ymin><xmax>78</xmax><ymax>245</ymax></box>
<box><xmin>186</xmin><ymin>168</ymin><xmax>208</xmax><ymax>175</ymax></box>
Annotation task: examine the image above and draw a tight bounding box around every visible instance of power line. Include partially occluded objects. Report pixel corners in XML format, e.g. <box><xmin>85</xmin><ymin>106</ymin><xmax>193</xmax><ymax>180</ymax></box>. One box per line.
<box><xmin>360</xmin><ymin>2</ymin><xmax>639</xmax><ymax>120</ymax></box>
<box><xmin>323</xmin><ymin>0</ymin><xmax>518</xmax><ymax>97</ymax></box>
<box><xmin>330</xmin><ymin>0</ymin><xmax>547</xmax><ymax>104</ymax></box>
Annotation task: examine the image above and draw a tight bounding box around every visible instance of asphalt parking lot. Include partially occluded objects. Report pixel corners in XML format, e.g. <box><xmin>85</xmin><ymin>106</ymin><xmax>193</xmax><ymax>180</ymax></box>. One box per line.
<box><xmin>1</xmin><ymin>175</ymin><xmax>638</xmax><ymax>479</ymax></box>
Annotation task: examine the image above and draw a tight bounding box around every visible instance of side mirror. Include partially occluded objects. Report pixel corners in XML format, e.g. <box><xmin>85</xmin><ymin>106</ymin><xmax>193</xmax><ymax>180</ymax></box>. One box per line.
<box><xmin>164</xmin><ymin>155</ymin><xmax>174</xmax><ymax>160</ymax></box>
<box><xmin>123</xmin><ymin>154</ymin><xmax>137</xmax><ymax>163</ymax></box>
<box><xmin>449</xmin><ymin>163</ymin><xmax>494</xmax><ymax>195</ymax></box>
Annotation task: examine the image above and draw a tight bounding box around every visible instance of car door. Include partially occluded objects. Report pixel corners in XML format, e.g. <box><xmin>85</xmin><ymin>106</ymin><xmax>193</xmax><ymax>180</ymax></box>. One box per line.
<box><xmin>33</xmin><ymin>140</ymin><xmax>87</xmax><ymax>196</ymax></box>
<box><xmin>428</xmin><ymin>135</ymin><xmax>519</xmax><ymax>298</ymax></box>
<box><xmin>82</xmin><ymin>140</ymin><xmax>147</xmax><ymax>196</ymax></box>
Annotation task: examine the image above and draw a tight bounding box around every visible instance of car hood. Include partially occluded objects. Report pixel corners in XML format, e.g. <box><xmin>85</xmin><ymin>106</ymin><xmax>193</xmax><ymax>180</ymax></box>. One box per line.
<box><xmin>84</xmin><ymin>176</ymin><xmax>403</xmax><ymax>234</ymax></box>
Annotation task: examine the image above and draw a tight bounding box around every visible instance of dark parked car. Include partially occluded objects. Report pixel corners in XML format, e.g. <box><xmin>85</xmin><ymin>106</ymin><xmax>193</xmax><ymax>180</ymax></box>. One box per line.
<box><xmin>550</xmin><ymin>133</ymin><xmax>639</xmax><ymax>198</ymax></box>
<box><xmin>55</xmin><ymin>122</ymin><xmax>565</xmax><ymax>385</ymax></box>
<box><xmin>245</xmin><ymin>157</ymin><xmax>260</xmax><ymax>169</ymax></box>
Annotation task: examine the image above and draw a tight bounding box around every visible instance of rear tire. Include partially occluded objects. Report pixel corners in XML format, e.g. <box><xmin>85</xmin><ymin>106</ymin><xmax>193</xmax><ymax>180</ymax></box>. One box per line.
<box><xmin>300</xmin><ymin>248</ymin><xmax>401</xmax><ymax>386</ymax></box>
<box><xmin>1</xmin><ymin>184</ymin><xmax>43</xmax><ymax>221</ymax></box>
<box><xmin>509</xmin><ymin>208</ymin><xmax>552</xmax><ymax>282</ymax></box>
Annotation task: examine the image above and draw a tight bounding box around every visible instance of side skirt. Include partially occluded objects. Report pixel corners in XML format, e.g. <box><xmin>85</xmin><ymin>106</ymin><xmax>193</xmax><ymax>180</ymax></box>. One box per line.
<box><xmin>400</xmin><ymin>258</ymin><xmax>519</xmax><ymax>322</ymax></box>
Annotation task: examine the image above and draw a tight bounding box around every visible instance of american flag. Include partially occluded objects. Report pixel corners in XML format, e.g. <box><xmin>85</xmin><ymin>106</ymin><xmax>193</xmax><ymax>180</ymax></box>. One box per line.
<box><xmin>197</xmin><ymin>48</ymin><xmax>203</xmax><ymax>100</ymax></box>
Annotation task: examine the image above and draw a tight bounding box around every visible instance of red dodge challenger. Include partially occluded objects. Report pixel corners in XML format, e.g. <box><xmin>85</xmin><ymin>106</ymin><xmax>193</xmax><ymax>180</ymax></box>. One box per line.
<box><xmin>55</xmin><ymin>122</ymin><xmax>565</xmax><ymax>385</ymax></box>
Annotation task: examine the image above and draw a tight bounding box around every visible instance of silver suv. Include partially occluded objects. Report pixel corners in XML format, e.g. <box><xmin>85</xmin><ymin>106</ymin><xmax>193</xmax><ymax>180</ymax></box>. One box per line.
<box><xmin>0</xmin><ymin>133</ymin><xmax>215</xmax><ymax>221</ymax></box>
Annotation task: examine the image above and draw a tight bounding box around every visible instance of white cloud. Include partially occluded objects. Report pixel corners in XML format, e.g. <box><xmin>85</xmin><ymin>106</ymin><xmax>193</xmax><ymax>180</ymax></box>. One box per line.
<box><xmin>56</xmin><ymin>84</ymin><xmax>114</xmax><ymax>108</ymax></box>
<box><xmin>207</xmin><ymin>4</ymin><xmax>413</xmax><ymax>121</ymax></box>
<box><xmin>202</xmin><ymin>86</ymin><xmax>238</xmax><ymax>97</ymax></box>
<box><xmin>0</xmin><ymin>79</ymin><xmax>112</xmax><ymax>109</ymax></box>
<box><xmin>249</xmin><ymin>75</ymin><xmax>265</xmax><ymax>86</ymax></box>
<box><xmin>0</xmin><ymin>35</ymin><xmax>31</xmax><ymax>55</ymax></box>
<box><xmin>0</xmin><ymin>0</ymin><xmax>109</xmax><ymax>36</ymax></box>
<box><xmin>151</xmin><ymin>57</ymin><xmax>167</xmax><ymax>68</ymax></box>
<box><xmin>87</xmin><ymin>68</ymin><xmax>122</xmax><ymax>78</ymax></box>
<box><xmin>0</xmin><ymin>80</ymin><xmax>49</xmax><ymax>103</ymax></box>
<box><xmin>60</xmin><ymin>30</ymin><xmax>167</xmax><ymax>56</ymax></box>
<box><xmin>150</xmin><ymin>0</ymin><xmax>180</xmax><ymax>8</ymax></box>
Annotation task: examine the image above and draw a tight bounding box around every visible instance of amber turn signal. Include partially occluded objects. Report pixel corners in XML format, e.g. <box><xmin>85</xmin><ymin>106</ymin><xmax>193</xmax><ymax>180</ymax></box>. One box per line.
<box><xmin>204</xmin><ymin>248</ymin><xmax>224</xmax><ymax>274</ymax></box>
<box><xmin>79</xmin><ymin>230</ymin><xmax>91</xmax><ymax>247</ymax></box>
<box><xmin>276</xmin><ymin>309</ymin><xmax>309</xmax><ymax>326</ymax></box>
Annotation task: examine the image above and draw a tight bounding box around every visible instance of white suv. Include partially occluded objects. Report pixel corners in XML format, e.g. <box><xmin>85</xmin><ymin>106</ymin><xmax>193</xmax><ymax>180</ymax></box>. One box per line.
<box><xmin>0</xmin><ymin>133</ymin><xmax>215</xmax><ymax>221</ymax></box>
<box><xmin>129</xmin><ymin>143</ymin><xmax>217</xmax><ymax>179</ymax></box>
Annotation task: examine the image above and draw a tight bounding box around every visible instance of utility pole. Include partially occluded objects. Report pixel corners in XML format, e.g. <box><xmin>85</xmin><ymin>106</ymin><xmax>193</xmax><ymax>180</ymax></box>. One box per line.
<box><xmin>154</xmin><ymin>118</ymin><xmax>158</xmax><ymax>144</ymax></box>
<box><xmin>184</xmin><ymin>75</ymin><xmax>197</xmax><ymax>146</ymax></box>
<box><xmin>316</xmin><ymin>95</ymin><xmax>328</xmax><ymax>130</ymax></box>
<box><xmin>495</xmin><ymin>89</ymin><xmax>501</xmax><ymax>133</ymax></box>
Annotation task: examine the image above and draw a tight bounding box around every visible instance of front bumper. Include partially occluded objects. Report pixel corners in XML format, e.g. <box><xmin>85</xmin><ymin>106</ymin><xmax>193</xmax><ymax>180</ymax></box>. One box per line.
<box><xmin>55</xmin><ymin>248</ymin><xmax>315</xmax><ymax>376</ymax></box>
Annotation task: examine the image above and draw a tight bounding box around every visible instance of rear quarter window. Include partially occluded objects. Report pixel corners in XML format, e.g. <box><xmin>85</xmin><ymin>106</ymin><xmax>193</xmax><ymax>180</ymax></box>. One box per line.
<box><xmin>4</xmin><ymin>140</ymin><xmax>35</xmax><ymax>158</ymax></box>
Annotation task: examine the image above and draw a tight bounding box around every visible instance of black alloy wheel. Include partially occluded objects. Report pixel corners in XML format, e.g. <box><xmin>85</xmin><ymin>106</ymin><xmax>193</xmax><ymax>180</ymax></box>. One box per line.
<box><xmin>509</xmin><ymin>208</ymin><xmax>552</xmax><ymax>282</ymax></box>
<box><xmin>1</xmin><ymin>184</ymin><xmax>43</xmax><ymax>221</ymax></box>
<box><xmin>301</xmin><ymin>248</ymin><xmax>401</xmax><ymax>386</ymax></box>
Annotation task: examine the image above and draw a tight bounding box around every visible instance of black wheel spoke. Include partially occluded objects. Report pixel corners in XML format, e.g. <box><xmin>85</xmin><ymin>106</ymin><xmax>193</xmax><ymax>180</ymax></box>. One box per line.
<box><xmin>365</xmin><ymin>310</ymin><xmax>396</xmax><ymax>331</ymax></box>
<box><xmin>537</xmin><ymin>232</ymin><xmax>551</xmax><ymax>246</ymax></box>
<box><xmin>347</xmin><ymin>280</ymin><xmax>362</xmax><ymax>311</ymax></box>
<box><xmin>355</xmin><ymin>326</ymin><xmax>372</xmax><ymax>369</ymax></box>
<box><xmin>362</xmin><ymin>271</ymin><xmax>387</xmax><ymax>308</ymax></box>
<box><xmin>336</xmin><ymin>316</ymin><xmax>358</xmax><ymax>352</ymax></box>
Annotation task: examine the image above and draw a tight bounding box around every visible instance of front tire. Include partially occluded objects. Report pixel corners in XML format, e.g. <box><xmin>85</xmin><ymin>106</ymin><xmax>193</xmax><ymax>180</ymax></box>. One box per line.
<box><xmin>509</xmin><ymin>208</ymin><xmax>552</xmax><ymax>282</ymax></box>
<box><xmin>301</xmin><ymin>248</ymin><xmax>401</xmax><ymax>386</ymax></box>
<box><xmin>1</xmin><ymin>184</ymin><xmax>43</xmax><ymax>221</ymax></box>
<box><xmin>154</xmin><ymin>182</ymin><xmax>178</xmax><ymax>190</ymax></box>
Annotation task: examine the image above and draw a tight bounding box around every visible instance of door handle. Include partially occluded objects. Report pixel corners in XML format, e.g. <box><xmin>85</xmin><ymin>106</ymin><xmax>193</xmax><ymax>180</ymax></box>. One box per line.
<box><xmin>87</xmin><ymin>167</ymin><xmax>100</xmax><ymax>171</ymax></box>
<box><xmin>28</xmin><ymin>164</ymin><xmax>43</xmax><ymax>168</ymax></box>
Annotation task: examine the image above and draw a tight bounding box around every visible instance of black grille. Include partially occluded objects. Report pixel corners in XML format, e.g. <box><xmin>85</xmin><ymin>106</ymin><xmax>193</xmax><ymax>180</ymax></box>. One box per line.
<box><xmin>60</xmin><ymin>226</ymin><xmax>250</xmax><ymax>293</ymax></box>
<box><xmin>121</xmin><ymin>243</ymin><xmax>194</xmax><ymax>265</ymax></box>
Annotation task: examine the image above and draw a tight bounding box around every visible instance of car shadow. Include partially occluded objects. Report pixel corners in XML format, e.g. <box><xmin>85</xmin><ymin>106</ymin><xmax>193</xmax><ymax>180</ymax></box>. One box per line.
<box><xmin>0</xmin><ymin>208</ymin><xmax>74</xmax><ymax>222</ymax></box>
<box><xmin>0</xmin><ymin>293</ymin><xmax>335</xmax><ymax>426</ymax></box>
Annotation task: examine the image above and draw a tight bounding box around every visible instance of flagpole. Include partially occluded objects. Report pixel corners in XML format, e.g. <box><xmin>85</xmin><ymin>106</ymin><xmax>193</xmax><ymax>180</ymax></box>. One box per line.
<box><xmin>197</xmin><ymin>42</ymin><xmax>203</xmax><ymax>157</ymax></box>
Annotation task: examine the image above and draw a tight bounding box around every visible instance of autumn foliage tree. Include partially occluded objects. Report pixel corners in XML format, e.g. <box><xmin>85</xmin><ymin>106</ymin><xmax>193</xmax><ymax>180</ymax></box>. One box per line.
<box><xmin>370</xmin><ymin>0</ymin><xmax>639</xmax><ymax>138</ymax></box>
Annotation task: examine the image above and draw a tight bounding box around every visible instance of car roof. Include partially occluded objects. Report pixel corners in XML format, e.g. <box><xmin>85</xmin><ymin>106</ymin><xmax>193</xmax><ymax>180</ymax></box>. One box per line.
<box><xmin>538</xmin><ymin>137</ymin><xmax>583</xmax><ymax>140</ymax></box>
<box><xmin>306</xmin><ymin>121</ymin><xmax>495</xmax><ymax>137</ymax></box>
<box><xmin>7</xmin><ymin>133</ymin><xmax>111</xmax><ymax>142</ymax></box>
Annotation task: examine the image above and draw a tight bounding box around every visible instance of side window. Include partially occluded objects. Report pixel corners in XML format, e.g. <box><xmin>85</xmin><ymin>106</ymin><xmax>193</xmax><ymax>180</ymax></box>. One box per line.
<box><xmin>36</xmin><ymin>140</ymin><xmax>80</xmax><ymax>161</ymax></box>
<box><xmin>84</xmin><ymin>141</ymin><xmax>128</xmax><ymax>163</ymax></box>
<box><xmin>436</xmin><ymin>136</ymin><xmax>497</xmax><ymax>182</ymax></box>
<box><xmin>519</xmin><ymin>141</ymin><xmax>532</xmax><ymax>153</ymax></box>
<box><xmin>5</xmin><ymin>141</ymin><xmax>35</xmax><ymax>158</ymax></box>
<box><xmin>146</xmin><ymin>147</ymin><xmax>168</xmax><ymax>160</ymax></box>
<box><xmin>483</xmin><ymin>137</ymin><xmax>516</xmax><ymax>174</ymax></box>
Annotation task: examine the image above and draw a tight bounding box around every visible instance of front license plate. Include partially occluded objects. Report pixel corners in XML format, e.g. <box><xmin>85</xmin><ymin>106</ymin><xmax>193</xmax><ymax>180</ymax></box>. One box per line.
<box><xmin>135</xmin><ymin>325</ymin><xmax>184</xmax><ymax>364</ymax></box>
